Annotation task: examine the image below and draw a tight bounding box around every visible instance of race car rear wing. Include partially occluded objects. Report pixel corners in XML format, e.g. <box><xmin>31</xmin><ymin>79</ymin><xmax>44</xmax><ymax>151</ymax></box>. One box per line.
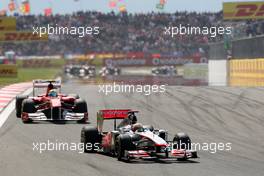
<box><xmin>33</xmin><ymin>79</ymin><xmax>61</xmax><ymax>88</ymax></box>
<box><xmin>32</xmin><ymin>79</ymin><xmax>61</xmax><ymax>96</ymax></box>
<box><xmin>97</xmin><ymin>109</ymin><xmax>138</xmax><ymax>132</ymax></box>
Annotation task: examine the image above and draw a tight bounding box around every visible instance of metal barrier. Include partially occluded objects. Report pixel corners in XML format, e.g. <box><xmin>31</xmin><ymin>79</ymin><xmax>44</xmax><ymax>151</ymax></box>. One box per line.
<box><xmin>209</xmin><ymin>35</ymin><xmax>264</xmax><ymax>59</ymax></box>
<box><xmin>209</xmin><ymin>42</ymin><xmax>227</xmax><ymax>60</ymax></box>
<box><xmin>209</xmin><ymin>35</ymin><xmax>264</xmax><ymax>86</ymax></box>
<box><xmin>232</xmin><ymin>36</ymin><xmax>264</xmax><ymax>59</ymax></box>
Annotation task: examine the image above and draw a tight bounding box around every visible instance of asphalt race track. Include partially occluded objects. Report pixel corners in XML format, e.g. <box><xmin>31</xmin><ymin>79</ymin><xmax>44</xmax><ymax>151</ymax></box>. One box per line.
<box><xmin>0</xmin><ymin>82</ymin><xmax>264</xmax><ymax>176</ymax></box>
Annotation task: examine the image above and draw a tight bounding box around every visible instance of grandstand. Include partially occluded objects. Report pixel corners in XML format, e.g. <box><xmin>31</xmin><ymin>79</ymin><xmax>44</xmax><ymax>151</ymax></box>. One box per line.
<box><xmin>0</xmin><ymin>11</ymin><xmax>263</xmax><ymax>57</ymax></box>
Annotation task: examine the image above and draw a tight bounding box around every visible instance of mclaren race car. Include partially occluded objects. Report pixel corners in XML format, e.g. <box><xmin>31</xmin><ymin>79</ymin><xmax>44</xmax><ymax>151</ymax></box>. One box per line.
<box><xmin>15</xmin><ymin>79</ymin><xmax>88</xmax><ymax>123</ymax></box>
<box><xmin>81</xmin><ymin>109</ymin><xmax>197</xmax><ymax>161</ymax></box>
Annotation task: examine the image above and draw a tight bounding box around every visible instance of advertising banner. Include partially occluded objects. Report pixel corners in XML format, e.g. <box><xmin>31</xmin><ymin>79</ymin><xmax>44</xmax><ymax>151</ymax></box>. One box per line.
<box><xmin>103</xmin><ymin>57</ymin><xmax>201</xmax><ymax>67</ymax></box>
<box><xmin>0</xmin><ymin>31</ymin><xmax>48</xmax><ymax>42</ymax></box>
<box><xmin>223</xmin><ymin>1</ymin><xmax>264</xmax><ymax>20</ymax></box>
<box><xmin>0</xmin><ymin>17</ymin><xmax>16</xmax><ymax>31</ymax></box>
<box><xmin>22</xmin><ymin>59</ymin><xmax>52</xmax><ymax>68</ymax></box>
<box><xmin>102</xmin><ymin>75</ymin><xmax>207</xmax><ymax>86</ymax></box>
<box><xmin>0</xmin><ymin>64</ymin><xmax>17</xmax><ymax>77</ymax></box>
<box><xmin>229</xmin><ymin>58</ymin><xmax>264</xmax><ymax>86</ymax></box>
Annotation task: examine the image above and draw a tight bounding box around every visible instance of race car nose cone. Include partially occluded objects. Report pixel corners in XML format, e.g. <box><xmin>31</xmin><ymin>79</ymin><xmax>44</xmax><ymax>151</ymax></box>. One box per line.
<box><xmin>50</xmin><ymin>98</ymin><xmax>61</xmax><ymax>107</ymax></box>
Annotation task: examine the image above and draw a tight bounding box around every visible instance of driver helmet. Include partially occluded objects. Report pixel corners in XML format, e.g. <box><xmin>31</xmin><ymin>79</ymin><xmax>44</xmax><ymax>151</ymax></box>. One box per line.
<box><xmin>132</xmin><ymin>123</ymin><xmax>143</xmax><ymax>132</ymax></box>
<box><xmin>128</xmin><ymin>112</ymin><xmax>137</xmax><ymax>124</ymax></box>
<box><xmin>47</xmin><ymin>82</ymin><xmax>54</xmax><ymax>90</ymax></box>
<box><xmin>48</xmin><ymin>89</ymin><xmax>58</xmax><ymax>97</ymax></box>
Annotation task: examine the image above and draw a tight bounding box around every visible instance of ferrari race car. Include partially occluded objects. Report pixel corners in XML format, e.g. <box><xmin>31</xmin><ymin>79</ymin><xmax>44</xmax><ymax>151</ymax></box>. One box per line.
<box><xmin>15</xmin><ymin>79</ymin><xmax>88</xmax><ymax>123</ymax></box>
<box><xmin>81</xmin><ymin>109</ymin><xmax>197</xmax><ymax>161</ymax></box>
<box><xmin>64</xmin><ymin>64</ymin><xmax>96</xmax><ymax>78</ymax></box>
<box><xmin>152</xmin><ymin>66</ymin><xmax>177</xmax><ymax>76</ymax></box>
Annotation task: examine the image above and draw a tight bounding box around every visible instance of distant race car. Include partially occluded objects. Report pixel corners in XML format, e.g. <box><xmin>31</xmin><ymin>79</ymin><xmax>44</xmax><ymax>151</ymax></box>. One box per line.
<box><xmin>15</xmin><ymin>79</ymin><xmax>88</xmax><ymax>123</ymax></box>
<box><xmin>81</xmin><ymin>109</ymin><xmax>198</xmax><ymax>161</ymax></box>
<box><xmin>99</xmin><ymin>66</ymin><xmax>121</xmax><ymax>77</ymax></box>
<box><xmin>65</xmin><ymin>65</ymin><xmax>96</xmax><ymax>78</ymax></box>
<box><xmin>152</xmin><ymin>66</ymin><xmax>177</xmax><ymax>76</ymax></box>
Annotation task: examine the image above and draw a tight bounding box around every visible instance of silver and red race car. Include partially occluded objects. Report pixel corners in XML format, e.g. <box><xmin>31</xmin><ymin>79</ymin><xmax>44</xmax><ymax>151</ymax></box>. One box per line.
<box><xmin>64</xmin><ymin>64</ymin><xmax>96</xmax><ymax>78</ymax></box>
<box><xmin>15</xmin><ymin>79</ymin><xmax>88</xmax><ymax>123</ymax></box>
<box><xmin>99</xmin><ymin>66</ymin><xmax>121</xmax><ymax>77</ymax></box>
<box><xmin>152</xmin><ymin>66</ymin><xmax>177</xmax><ymax>76</ymax></box>
<box><xmin>81</xmin><ymin>109</ymin><xmax>198</xmax><ymax>161</ymax></box>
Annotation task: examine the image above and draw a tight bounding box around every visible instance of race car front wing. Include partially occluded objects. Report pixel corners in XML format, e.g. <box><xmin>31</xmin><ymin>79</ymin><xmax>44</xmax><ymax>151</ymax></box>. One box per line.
<box><xmin>22</xmin><ymin>111</ymin><xmax>88</xmax><ymax>122</ymax></box>
<box><xmin>124</xmin><ymin>149</ymin><xmax>197</xmax><ymax>160</ymax></box>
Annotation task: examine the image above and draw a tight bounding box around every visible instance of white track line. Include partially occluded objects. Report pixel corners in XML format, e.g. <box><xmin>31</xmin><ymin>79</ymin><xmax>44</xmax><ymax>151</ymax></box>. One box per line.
<box><xmin>0</xmin><ymin>98</ymin><xmax>13</xmax><ymax>101</ymax></box>
<box><xmin>0</xmin><ymin>95</ymin><xmax>16</xmax><ymax>98</ymax></box>
<box><xmin>0</xmin><ymin>90</ymin><xmax>22</xmax><ymax>94</ymax></box>
<box><xmin>0</xmin><ymin>88</ymin><xmax>32</xmax><ymax>128</ymax></box>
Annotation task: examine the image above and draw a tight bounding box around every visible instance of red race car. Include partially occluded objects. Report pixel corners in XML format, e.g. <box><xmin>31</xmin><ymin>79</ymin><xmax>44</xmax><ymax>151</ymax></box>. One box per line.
<box><xmin>15</xmin><ymin>79</ymin><xmax>88</xmax><ymax>123</ymax></box>
<box><xmin>81</xmin><ymin>109</ymin><xmax>198</xmax><ymax>162</ymax></box>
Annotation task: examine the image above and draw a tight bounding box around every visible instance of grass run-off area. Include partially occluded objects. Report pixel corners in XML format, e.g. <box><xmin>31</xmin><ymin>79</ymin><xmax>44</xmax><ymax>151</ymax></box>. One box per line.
<box><xmin>0</xmin><ymin>59</ymin><xmax>64</xmax><ymax>87</ymax></box>
<box><xmin>0</xmin><ymin>58</ymin><xmax>108</xmax><ymax>87</ymax></box>
<box><xmin>0</xmin><ymin>68</ymin><xmax>62</xmax><ymax>87</ymax></box>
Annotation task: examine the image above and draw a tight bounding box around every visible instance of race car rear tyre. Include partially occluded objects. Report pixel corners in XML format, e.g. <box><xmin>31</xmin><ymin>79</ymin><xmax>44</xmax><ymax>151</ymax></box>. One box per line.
<box><xmin>81</xmin><ymin>126</ymin><xmax>100</xmax><ymax>153</ymax></box>
<box><xmin>116</xmin><ymin>134</ymin><xmax>134</xmax><ymax>161</ymax></box>
<box><xmin>16</xmin><ymin>95</ymin><xmax>28</xmax><ymax>118</ymax></box>
<box><xmin>21</xmin><ymin>99</ymin><xmax>36</xmax><ymax>123</ymax></box>
<box><xmin>73</xmin><ymin>99</ymin><xmax>87</xmax><ymax>113</ymax></box>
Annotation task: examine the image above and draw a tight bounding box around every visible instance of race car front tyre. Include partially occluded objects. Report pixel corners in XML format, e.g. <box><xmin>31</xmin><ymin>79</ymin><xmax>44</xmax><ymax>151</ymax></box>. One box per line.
<box><xmin>73</xmin><ymin>99</ymin><xmax>87</xmax><ymax>113</ymax></box>
<box><xmin>173</xmin><ymin>133</ymin><xmax>191</xmax><ymax>150</ymax></box>
<box><xmin>68</xmin><ymin>94</ymin><xmax>80</xmax><ymax>99</ymax></box>
<box><xmin>81</xmin><ymin>126</ymin><xmax>100</xmax><ymax>153</ymax></box>
<box><xmin>16</xmin><ymin>95</ymin><xmax>28</xmax><ymax>118</ymax></box>
<box><xmin>173</xmin><ymin>133</ymin><xmax>192</xmax><ymax>161</ymax></box>
<box><xmin>191</xmin><ymin>151</ymin><xmax>198</xmax><ymax>158</ymax></box>
<box><xmin>21</xmin><ymin>99</ymin><xmax>36</xmax><ymax>123</ymax></box>
<box><xmin>116</xmin><ymin>134</ymin><xmax>134</xmax><ymax>161</ymax></box>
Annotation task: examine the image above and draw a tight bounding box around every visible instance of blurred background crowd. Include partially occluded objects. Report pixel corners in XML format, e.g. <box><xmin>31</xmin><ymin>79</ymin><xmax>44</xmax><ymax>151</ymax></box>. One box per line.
<box><xmin>0</xmin><ymin>11</ymin><xmax>263</xmax><ymax>56</ymax></box>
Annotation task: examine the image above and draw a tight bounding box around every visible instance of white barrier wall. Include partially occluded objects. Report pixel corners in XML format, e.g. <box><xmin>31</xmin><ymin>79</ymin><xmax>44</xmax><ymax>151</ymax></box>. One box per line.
<box><xmin>209</xmin><ymin>60</ymin><xmax>227</xmax><ymax>86</ymax></box>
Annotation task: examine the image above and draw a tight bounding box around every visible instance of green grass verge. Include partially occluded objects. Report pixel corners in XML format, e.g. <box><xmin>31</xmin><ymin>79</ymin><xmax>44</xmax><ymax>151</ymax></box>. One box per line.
<box><xmin>0</xmin><ymin>58</ymin><xmax>105</xmax><ymax>87</ymax></box>
<box><xmin>90</xmin><ymin>58</ymin><xmax>103</xmax><ymax>66</ymax></box>
<box><xmin>0</xmin><ymin>58</ymin><xmax>64</xmax><ymax>87</ymax></box>
<box><xmin>0</xmin><ymin>68</ymin><xmax>61</xmax><ymax>87</ymax></box>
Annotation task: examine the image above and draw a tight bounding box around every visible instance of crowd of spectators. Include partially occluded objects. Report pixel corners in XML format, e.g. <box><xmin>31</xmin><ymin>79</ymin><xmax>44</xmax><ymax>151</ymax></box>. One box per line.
<box><xmin>225</xmin><ymin>20</ymin><xmax>264</xmax><ymax>39</ymax></box>
<box><xmin>0</xmin><ymin>11</ymin><xmax>263</xmax><ymax>56</ymax></box>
